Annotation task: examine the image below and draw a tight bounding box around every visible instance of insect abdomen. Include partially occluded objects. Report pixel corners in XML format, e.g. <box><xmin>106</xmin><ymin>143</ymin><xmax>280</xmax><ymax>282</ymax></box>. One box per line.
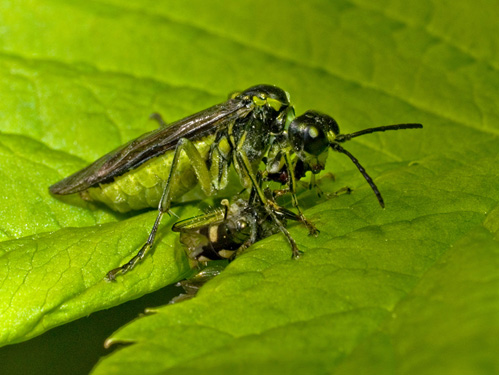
<box><xmin>83</xmin><ymin>135</ymin><xmax>216</xmax><ymax>213</ymax></box>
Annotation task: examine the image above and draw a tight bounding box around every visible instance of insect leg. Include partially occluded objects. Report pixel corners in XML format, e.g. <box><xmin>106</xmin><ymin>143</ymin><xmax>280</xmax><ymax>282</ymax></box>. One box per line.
<box><xmin>265</xmin><ymin>202</ymin><xmax>300</xmax><ymax>258</ymax></box>
<box><xmin>106</xmin><ymin>138</ymin><xmax>216</xmax><ymax>281</ymax></box>
<box><xmin>234</xmin><ymin>149</ymin><xmax>301</xmax><ymax>257</ymax></box>
<box><xmin>170</xmin><ymin>263</ymin><xmax>227</xmax><ymax>304</ymax></box>
<box><xmin>106</xmin><ymin>212</ymin><xmax>164</xmax><ymax>281</ymax></box>
<box><xmin>282</xmin><ymin>152</ymin><xmax>319</xmax><ymax>236</ymax></box>
<box><xmin>307</xmin><ymin>172</ymin><xmax>338</xmax><ymax>198</ymax></box>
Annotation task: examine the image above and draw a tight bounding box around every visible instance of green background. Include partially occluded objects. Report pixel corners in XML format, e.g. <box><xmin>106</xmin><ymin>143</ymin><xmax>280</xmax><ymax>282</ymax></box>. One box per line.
<box><xmin>0</xmin><ymin>1</ymin><xmax>498</xmax><ymax>374</ymax></box>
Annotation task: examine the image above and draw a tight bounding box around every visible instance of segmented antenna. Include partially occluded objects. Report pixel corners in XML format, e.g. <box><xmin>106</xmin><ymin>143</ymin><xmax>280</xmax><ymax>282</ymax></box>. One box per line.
<box><xmin>330</xmin><ymin>143</ymin><xmax>385</xmax><ymax>208</ymax></box>
<box><xmin>335</xmin><ymin>123</ymin><xmax>422</xmax><ymax>143</ymax></box>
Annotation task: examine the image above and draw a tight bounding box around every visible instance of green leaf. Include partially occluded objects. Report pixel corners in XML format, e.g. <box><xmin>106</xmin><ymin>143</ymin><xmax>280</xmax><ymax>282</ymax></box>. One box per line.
<box><xmin>1</xmin><ymin>0</ymin><xmax>498</xmax><ymax>374</ymax></box>
<box><xmin>93</xmin><ymin>143</ymin><xmax>499</xmax><ymax>375</ymax></box>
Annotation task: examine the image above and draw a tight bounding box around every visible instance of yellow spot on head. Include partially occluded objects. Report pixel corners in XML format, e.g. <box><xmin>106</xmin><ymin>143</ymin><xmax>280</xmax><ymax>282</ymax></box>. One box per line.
<box><xmin>252</xmin><ymin>96</ymin><xmax>283</xmax><ymax>112</ymax></box>
<box><xmin>252</xmin><ymin>96</ymin><xmax>266</xmax><ymax>106</ymax></box>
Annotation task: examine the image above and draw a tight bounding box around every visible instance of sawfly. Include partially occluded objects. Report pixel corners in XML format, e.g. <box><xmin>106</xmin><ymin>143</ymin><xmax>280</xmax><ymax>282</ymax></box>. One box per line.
<box><xmin>50</xmin><ymin>84</ymin><xmax>295</xmax><ymax>280</ymax></box>
<box><xmin>50</xmin><ymin>84</ymin><xmax>423</xmax><ymax>281</ymax></box>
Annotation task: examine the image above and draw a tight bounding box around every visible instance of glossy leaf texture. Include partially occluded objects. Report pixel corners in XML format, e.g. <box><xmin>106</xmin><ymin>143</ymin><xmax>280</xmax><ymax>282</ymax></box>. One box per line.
<box><xmin>0</xmin><ymin>1</ymin><xmax>497</xmax><ymax>374</ymax></box>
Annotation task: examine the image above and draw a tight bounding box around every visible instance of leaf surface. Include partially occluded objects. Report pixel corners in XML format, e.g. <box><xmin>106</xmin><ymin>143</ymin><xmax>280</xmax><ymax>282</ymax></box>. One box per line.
<box><xmin>0</xmin><ymin>0</ymin><xmax>497</xmax><ymax>374</ymax></box>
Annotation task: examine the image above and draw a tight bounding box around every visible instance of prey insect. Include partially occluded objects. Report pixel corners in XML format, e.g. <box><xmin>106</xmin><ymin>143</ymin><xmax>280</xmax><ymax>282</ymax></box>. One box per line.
<box><xmin>169</xmin><ymin>264</ymin><xmax>227</xmax><ymax>304</ymax></box>
<box><xmin>264</xmin><ymin>110</ymin><xmax>423</xmax><ymax>210</ymax></box>
<box><xmin>50</xmin><ymin>85</ymin><xmax>294</xmax><ymax>281</ymax></box>
<box><xmin>172</xmin><ymin>195</ymin><xmax>301</xmax><ymax>265</ymax></box>
<box><xmin>169</xmin><ymin>194</ymin><xmax>301</xmax><ymax>303</ymax></box>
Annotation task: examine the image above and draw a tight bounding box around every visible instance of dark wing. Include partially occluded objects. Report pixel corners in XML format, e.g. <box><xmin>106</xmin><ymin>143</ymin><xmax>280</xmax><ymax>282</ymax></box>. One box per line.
<box><xmin>50</xmin><ymin>99</ymin><xmax>252</xmax><ymax>194</ymax></box>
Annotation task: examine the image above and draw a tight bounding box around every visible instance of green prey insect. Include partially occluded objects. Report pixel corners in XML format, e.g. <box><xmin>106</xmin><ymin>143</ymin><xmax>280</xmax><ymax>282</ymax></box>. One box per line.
<box><xmin>264</xmin><ymin>110</ymin><xmax>423</xmax><ymax>209</ymax></box>
<box><xmin>50</xmin><ymin>84</ymin><xmax>296</xmax><ymax>281</ymax></box>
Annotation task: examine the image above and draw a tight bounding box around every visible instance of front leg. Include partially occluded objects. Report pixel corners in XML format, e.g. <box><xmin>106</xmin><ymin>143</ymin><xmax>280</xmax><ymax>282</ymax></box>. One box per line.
<box><xmin>234</xmin><ymin>149</ymin><xmax>301</xmax><ymax>258</ymax></box>
<box><xmin>282</xmin><ymin>152</ymin><xmax>319</xmax><ymax>237</ymax></box>
<box><xmin>308</xmin><ymin>172</ymin><xmax>337</xmax><ymax>198</ymax></box>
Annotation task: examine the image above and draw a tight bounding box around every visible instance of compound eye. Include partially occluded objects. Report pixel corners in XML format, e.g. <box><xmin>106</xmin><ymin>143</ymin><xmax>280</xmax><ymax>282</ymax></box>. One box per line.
<box><xmin>289</xmin><ymin>111</ymin><xmax>337</xmax><ymax>155</ymax></box>
<box><xmin>302</xmin><ymin>125</ymin><xmax>328</xmax><ymax>155</ymax></box>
